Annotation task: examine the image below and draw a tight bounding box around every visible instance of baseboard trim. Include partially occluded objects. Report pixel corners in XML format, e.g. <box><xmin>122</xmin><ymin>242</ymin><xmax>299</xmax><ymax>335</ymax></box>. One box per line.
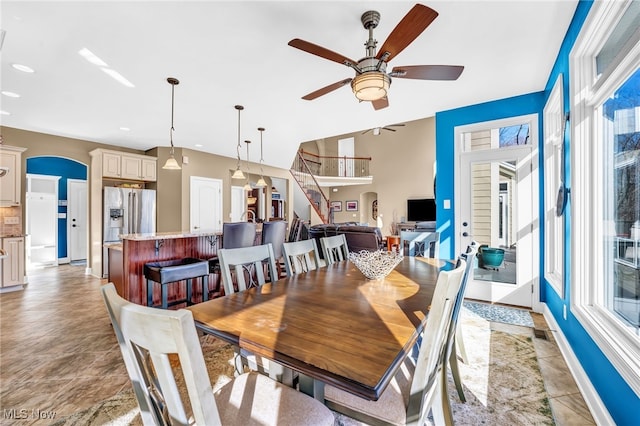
<box><xmin>542</xmin><ymin>304</ymin><xmax>614</xmax><ymax>425</ymax></box>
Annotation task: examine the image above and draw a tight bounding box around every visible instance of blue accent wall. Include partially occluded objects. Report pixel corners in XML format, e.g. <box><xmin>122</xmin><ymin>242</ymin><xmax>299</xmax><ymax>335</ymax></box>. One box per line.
<box><xmin>435</xmin><ymin>91</ymin><xmax>545</xmax><ymax>258</ymax></box>
<box><xmin>26</xmin><ymin>157</ymin><xmax>87</xmax><ymax>259</ymax></box>
<box><xmin>436</xmin><ymin>1</ymin><xmax>639</xmax><ymax>422</ymax></box>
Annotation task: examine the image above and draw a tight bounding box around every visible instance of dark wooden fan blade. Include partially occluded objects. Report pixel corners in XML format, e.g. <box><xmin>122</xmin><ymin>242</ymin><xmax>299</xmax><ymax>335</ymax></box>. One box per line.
<box><xmin>288</xmin><ymin>39</ymin><xmax>357</xmax><ymax>66</ymax></box>
<box><xmin>391</xmin><ymin>65</ymin><xmax>464</xmax><ymax>80</ymax></box>
<box><xmin>302</xmin><ymin>78</ymin><xmax>352</xmax><ymax>100</ymax></box>
<box><xmin>372</xmin><ymin>97</ymin><xmax>389</xmax><ymax>110</ymax></box>
<box><xmin>376</xmin><ymin>4</ymin><xmax>439</xmax><ymax>62</ymax></box>
<box><xmin>382</xmin><ymin>127</ymin><xmax>397</xmax><ymax>132</ymax></box>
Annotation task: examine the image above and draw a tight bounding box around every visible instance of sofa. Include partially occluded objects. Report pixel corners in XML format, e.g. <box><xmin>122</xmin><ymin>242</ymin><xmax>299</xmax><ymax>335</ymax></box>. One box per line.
<box><xmin>308</xmin><ymin>223</ymin><xmax>385</xmax><ymax>257</ymax></box>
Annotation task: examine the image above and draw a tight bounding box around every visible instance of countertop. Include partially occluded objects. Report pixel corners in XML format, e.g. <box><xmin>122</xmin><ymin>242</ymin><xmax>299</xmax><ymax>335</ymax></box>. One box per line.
<box><xmin>119</xmin><ymin>231</ymin><xmax>222</xmax><ymax>241</ymax></box>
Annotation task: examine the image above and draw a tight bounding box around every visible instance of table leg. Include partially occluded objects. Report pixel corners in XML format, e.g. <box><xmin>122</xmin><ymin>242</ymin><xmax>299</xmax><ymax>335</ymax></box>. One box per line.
<box><xmin>298</xmin><ymin>373</ymin><xmax>325</xmax><ymax>401</ymax></box>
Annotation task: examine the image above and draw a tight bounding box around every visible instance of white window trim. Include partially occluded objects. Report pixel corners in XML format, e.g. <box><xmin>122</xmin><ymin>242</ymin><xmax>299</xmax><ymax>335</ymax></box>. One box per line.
<box><xmin>544</xmin><ymin>74</ymin><xmax>565</xmax><ymax>297</ymax></box>
<box><xmin>571</xmin><ymin>0</ymin><xmax>640</xmax><ymax>396</ymax></box>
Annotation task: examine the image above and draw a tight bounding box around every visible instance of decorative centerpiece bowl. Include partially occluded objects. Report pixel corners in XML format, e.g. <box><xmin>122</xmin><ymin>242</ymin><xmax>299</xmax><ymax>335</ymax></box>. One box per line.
<box><xmin>349</xmin><ymin>250</ymin><xmax>404</xmax><ymax>280</ymax></box>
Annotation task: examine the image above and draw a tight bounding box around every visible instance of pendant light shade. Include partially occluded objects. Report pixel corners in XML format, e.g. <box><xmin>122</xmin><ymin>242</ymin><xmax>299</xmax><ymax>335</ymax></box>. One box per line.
<box><xmin>162</xmin><ymin>77</ymin><xmax>181</xmax><ymax>170</ymax></box>
<box><xmin>232</xmin><ymin>105</ymin><xmax>246</xmax><ymax>179</ymax></box>
<box><xmin>256</xmin><ymin>127</ymin><xmax>267</xmax><ymax>187</ymax></box>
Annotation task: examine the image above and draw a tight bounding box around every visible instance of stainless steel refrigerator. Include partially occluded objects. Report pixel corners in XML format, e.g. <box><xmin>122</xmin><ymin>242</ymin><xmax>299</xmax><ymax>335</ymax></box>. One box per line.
<box><xmin>103</xmin><ymin>187</ymin><xmax>156</xmax><ymax>276</ymax></box>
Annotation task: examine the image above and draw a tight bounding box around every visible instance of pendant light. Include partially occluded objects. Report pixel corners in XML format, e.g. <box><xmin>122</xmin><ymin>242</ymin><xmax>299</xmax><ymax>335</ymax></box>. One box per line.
<box><xmin>243</xmin><ymin>140</ymin><xmax>252</xmax><ymax>191</ymax></box>
<box><xmin>162</xmin><ymin>77</ymin><xmax>181</xmax><ymax>170</ymax></box>
<box><xmin>231</xmin><ymin>105</ymin><xmax>246</xmax><ymax>179</ymax></box>
<box><xmin>256</xmin><ymin>127</ymin><xmax>267</xmax><ymax>187</ymax></box>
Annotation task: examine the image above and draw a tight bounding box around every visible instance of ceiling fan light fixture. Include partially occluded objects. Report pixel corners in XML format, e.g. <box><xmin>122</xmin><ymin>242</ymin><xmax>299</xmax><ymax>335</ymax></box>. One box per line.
<box><xmin>352</xmin><ymin>72</ymin><xmax>390</xmax><ymax>102</ymax></box>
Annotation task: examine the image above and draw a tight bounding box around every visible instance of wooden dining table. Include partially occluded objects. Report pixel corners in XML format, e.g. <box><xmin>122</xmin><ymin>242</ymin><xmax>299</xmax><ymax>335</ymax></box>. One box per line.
<box><xmin>187</xmin><ymin>256</ymin><xmax>452</xmax><ymax>401</ymax></box>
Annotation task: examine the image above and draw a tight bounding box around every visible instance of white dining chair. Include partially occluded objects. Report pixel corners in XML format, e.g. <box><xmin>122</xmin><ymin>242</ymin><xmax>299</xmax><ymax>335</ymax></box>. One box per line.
<box><xmin>282</xmin><ymin>239</ymin><xmax>323</xmax><ymax>275</ymax></box>
<box><xmin>218</xmin><ymin>243</ymin><xmax>279</xmax><ymax>295</ymax></box>
<box><xmin>101</xmin><ymin>283</ymin><xmax>163</xmax><ymax>425</ymax></box>
<box><xmin>448</xmin><ymin>241</ymin><xmax>478</xmax><ymax>402</ymax></box>
<box><xmin>324</xmin><ymin>259</ymin><xmax>466</xmax><ymax>426</ymax></box>
<box><xmin>102</xmin><ymin>284</ymin><xmax>334</xmax><ymax>426</ymax></box>
<box><xmin>320</xmin><ymin>234</ymin><xmax>349</xmax><ymax>265</ymax></box>
<box><xmin>217</xmin><ymin>243</ymin><xmax>293</xmax><ymax>383</ymax></box>
<box><xmin>401</xmin><ymin>230</ymin><xmax>440</xmax><ymax>258</ymax></box>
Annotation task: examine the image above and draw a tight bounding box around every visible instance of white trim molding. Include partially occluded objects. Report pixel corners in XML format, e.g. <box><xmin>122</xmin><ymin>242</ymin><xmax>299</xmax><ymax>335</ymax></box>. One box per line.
<box><xmin>543</xmin><ymin>305</ymin><xmax>614</xmax><ymax>425</ymax></box>
<box><xmin>570</xmin><ymin>0</ymin><xmax>640</xmax><ymax>396</ymax></box>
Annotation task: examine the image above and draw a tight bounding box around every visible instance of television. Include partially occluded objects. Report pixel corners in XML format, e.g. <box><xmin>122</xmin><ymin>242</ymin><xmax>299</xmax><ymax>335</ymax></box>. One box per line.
<box><xmin>407</xmin><ymin>198</ymin><xmax>436</xmax><ymax>222</ymax></box>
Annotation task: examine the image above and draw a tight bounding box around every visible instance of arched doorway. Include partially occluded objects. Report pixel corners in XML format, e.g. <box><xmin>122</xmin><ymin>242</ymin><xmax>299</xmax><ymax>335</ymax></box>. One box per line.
<box><xmin>26</xmin><ymin>156</ymin><xmax>88</xmax><ymax>267</ymax></box>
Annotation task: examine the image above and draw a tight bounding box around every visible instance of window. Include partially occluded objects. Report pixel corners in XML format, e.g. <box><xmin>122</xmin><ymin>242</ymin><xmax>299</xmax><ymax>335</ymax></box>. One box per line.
<box><xmin>572</xmin><ymin>0</ymin><xmax>640</xmax><ymax>395</ymax></box>
<box><xmin>544</xmin><ymin>75</ymin><xmax>565</xmax><ymax>296</ymax></box>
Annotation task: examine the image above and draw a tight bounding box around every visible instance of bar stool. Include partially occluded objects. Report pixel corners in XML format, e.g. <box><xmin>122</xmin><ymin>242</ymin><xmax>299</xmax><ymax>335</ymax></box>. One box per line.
<box><xmin>144</xmin><ymin>258</ymin><xmax>209</xmax><ymax>309</ymax></box>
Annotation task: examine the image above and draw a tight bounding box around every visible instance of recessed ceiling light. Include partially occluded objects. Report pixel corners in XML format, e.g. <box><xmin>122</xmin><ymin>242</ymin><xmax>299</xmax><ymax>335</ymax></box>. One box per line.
<box><xmin>1</xmin><ymin>91</ymin><xmax>20</xmax><ymax>98</ymax></box>
<box><xmin>0</xmin><ymin>110</ymin><xmax>10</xmax><ymax>115</ymax></box>
<box><xmin>101</xmin><ymin>68</ymin><xmax>135</xmax><ymax>88</ymax></box>
<box><xmin>195</xmin><ymin>144</ymin><xmax>203</xmax><ymax>148</ymax></box>
<box><xmin>78</xmin><ymin>47</ymin><xmax>108</xmax><ymax>67</ymax></box>
<box><xmin>119</xmin><ymin>127</ymin><xmax>130</xmax><ymax>131</ymax></box>
<box><xmin>12</xmin><ymin>63</ymin><xmax>34</xmax><ymax>73</ymax></box>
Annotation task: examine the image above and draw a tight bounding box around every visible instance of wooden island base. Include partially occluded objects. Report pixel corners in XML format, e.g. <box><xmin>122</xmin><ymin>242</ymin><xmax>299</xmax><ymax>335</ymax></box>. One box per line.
<box><xmin>108</xmin><ymin>232</ymin><xmax>221</xmax><ymax>307</ymax></box>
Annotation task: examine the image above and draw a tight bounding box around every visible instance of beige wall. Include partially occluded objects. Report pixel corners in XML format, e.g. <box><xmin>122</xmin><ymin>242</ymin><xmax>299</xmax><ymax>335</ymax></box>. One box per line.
<box><xmin>1</xmin><ymin>126</ymin><xmax>294</xmax><ymax>275</ymax></box>
<box><xmin>301</xmin><ymin>116</ymin><xmax>436</xmax><ymax>235</ymax></box>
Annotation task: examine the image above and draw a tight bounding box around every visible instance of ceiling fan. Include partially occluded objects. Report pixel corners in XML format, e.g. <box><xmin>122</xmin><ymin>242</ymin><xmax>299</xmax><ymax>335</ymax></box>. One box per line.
<box><xmin>288</xmin><ymin>3</ymin><xmax>464</xmax><ymax>110</ymax></box>
<box><xmin>361</xmin><ymin>123</ymin><xmax>405</xmax><ymax>135</ymax></box>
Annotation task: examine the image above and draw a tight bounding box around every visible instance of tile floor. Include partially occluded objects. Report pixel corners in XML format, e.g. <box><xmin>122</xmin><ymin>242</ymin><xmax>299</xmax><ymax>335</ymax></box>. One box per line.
<box><xmin>0</xmin><ymin>264</ymin><xmax>595</xmax><ymax>425</ymax></box>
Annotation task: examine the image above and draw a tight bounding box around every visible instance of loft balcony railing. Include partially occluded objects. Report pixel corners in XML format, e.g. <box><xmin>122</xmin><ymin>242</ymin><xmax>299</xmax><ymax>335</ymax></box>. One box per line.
<box><xmin>298</xmin><ymin>149</ymin><xmax>372</xmax><ymax>178</ymax></box>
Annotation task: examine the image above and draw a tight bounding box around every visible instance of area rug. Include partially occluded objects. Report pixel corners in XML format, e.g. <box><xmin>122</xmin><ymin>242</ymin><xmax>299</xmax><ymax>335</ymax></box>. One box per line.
<box><xmin>463</xmin><ymin>300</ymin><xmax>534</xmax><ymax>328</ymax></box>
<box><xmin>52</xmin><ymin>308</ymin><xmax>551</xmax><ymax>425</ymax></box>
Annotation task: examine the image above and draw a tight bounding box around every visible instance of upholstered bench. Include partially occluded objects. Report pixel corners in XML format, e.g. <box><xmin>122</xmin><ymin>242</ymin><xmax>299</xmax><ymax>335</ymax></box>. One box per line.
<box><xmin>144</xmin><ymin>258</ymin><xmax>209</xmax><ymax>309</ymax></box>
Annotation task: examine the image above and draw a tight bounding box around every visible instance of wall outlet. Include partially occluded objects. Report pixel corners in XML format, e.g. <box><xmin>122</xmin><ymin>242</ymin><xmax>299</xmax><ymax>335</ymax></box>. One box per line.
<box><xmin>4</xmin><ymin>216</ymin><xmax>19</xmax><ymax>225</ymax></box>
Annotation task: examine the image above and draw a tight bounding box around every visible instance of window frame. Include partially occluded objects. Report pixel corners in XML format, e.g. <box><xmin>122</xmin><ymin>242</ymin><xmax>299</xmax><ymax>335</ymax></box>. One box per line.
<box><xmin>571</xmin><ymin>0</ymin><xmax>640</xmax><ymax>396</ymax></box>
<box><xmin>544</xmin><ymin>74</ymin><xmax>565</xmax><ymax>297</ymax></box>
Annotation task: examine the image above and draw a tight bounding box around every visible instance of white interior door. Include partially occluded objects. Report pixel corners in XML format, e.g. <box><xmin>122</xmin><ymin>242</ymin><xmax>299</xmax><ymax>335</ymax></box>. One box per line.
<box><xmin>26</xmin><ymin>174</ymin><xmax>60</xmax><ymax>269</ymax></box>
<box><xmin>68</xmin><ymin>179</ymin><xmax>87</xmax><ymax>262</ymax></box>
<box><xmin>190</xmin><ymin>177</ymin><xmax>222</xmax><ymax>232</ymax></box>
<box><xmin>230</xmin><ymin>186</ymin><xmax>245</xmax><ymax>222</ymax></box>
<box><xmin>455</xmin><ymin>116</ymin><xmax>539</xmax><ymax>308</ymax></box>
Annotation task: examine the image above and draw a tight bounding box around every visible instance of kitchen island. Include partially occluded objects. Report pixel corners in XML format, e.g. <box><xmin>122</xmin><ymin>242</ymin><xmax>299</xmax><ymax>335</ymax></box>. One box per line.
<box><xmin>109</xmin><ymin>231</ymin><xmax>221</xmax><ymax>306</ymax></box>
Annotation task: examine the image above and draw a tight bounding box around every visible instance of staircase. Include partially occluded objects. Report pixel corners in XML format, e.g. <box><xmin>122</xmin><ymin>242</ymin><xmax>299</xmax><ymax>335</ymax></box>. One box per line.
<box><xmin>291</xmin><ymin>150</ymin><xmax>332</xmax><ymax>224</ymax></box>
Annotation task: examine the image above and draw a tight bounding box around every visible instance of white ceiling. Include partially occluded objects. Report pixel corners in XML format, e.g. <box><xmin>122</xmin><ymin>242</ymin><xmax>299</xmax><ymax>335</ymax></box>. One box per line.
<box><xmin>0</xmin><ymin>1</ymin><xmax>577</xmax><ymax>169</ymax></box>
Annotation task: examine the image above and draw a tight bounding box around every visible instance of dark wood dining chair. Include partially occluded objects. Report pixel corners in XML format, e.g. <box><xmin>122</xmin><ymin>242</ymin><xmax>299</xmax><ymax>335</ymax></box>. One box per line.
<box><xmin>101</xmin><ymin>283</ymin><xmax>334</xmax><ymax>426</ymax></box>
<box><xmin>324</xmin><ymin>259</ymin><xmax>467</xmax><ymax>426</ymax></box>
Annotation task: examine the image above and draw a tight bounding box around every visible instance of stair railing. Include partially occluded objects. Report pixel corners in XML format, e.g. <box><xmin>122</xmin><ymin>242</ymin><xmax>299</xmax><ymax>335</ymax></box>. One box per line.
<box><xmin>291</xmin><ymin>150</ymin><xmax>331</xmax><ymax>223</ymax></box>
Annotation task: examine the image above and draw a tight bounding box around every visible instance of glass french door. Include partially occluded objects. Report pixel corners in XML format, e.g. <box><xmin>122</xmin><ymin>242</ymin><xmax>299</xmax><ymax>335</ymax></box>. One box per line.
<box><xmin>456</xmin><ymin>118</ymin><xmax>539</xmax><ymax>308</ymax></box>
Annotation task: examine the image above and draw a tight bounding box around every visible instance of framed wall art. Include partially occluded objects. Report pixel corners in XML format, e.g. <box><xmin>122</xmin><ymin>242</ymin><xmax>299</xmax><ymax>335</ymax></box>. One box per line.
<box><xmin>330</xmin><ymin>201</ymin><xmax>342</xmax><ymax>212</ymax></box>
<box><xmin>346</xmin><ymin>200</ymin><xmax>358</xmax><ymax>211</ymax></box>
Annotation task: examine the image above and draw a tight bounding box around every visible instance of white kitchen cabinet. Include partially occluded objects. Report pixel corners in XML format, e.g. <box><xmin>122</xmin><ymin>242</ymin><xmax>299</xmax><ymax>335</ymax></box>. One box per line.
<box><xmin>0</xmin><ymin>146</ymin><xmax>27</xmax><ymax>206</ymax></box>
<box><xmin>102</xmin><ymin>152</ymin><xmax>122</xmax><ymax>178</ymax></box>
<box><xmin>2</xmin><ymin>237</ymin><xmax>25</xmax><ymax>287</ymax></box>
<box><xmin>92</xmin><ymin>149</ymin><xmax>157</xmax><ymax>181</ymax></box>
<box><xmin>141</xmin><ymin>158</ymin><xmax>157</xmax><ymax>181</ymax></box>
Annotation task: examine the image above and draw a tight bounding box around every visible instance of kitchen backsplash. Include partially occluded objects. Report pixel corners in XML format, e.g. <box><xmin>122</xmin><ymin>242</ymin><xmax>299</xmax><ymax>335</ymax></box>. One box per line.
<box><xmin>0</xmin><ymin>206</ymin><xmax>23</xmax><ymax>236</ymax></box>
